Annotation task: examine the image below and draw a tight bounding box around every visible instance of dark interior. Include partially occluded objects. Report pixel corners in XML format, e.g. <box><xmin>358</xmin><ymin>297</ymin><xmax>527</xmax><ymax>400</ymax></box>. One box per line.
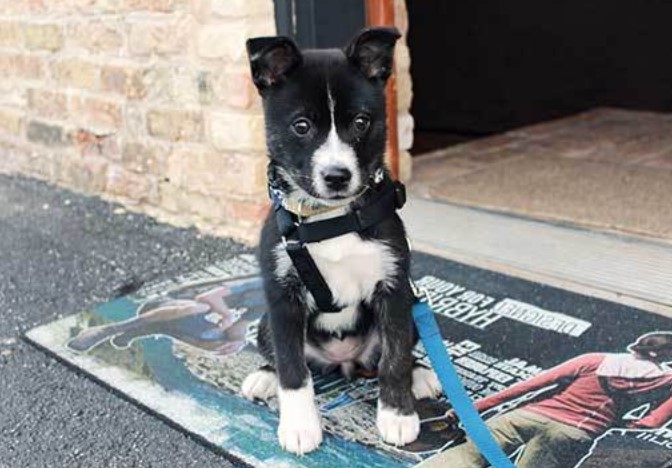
<box><xmin>274</xmin><ymin>0</ymin><xmax>366</xmax><ymax>49</ymax></box>
<box><xmin>407</xmin><ymin>0</ymin><xmax>672</xmax><ymax>153</ymax></box>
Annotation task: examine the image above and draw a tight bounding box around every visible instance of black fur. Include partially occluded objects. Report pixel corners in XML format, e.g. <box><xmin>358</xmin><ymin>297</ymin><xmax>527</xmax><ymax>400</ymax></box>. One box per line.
<box><xmin>247</xmin><ymin>27</ymin><xmax>417</xmax><ymax>432</ymax></box>
<box><xmin>247</xmin><ymin>28</ymin><xmax>400</xmax><ymax>201</ymax></box>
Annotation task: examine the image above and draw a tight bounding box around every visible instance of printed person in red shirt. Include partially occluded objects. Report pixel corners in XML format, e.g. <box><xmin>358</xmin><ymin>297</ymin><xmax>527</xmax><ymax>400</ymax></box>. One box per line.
<box><xmin>422</xmin><ymin>332</ymin><xmax>672</xmax><ymax>468</ymax></box>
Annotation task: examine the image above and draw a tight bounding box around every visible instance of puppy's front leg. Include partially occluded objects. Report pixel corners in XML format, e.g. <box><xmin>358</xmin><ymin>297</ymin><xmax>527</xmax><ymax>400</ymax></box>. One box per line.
<box><xmin>374</xmin><ymin>282</ymin><xmax>420</xmax><ymax>446</ymax></box>
<box><xmin>268</xmin><ymin>285</ymin><xmax>323</xmax><ymax>455</ymax></box>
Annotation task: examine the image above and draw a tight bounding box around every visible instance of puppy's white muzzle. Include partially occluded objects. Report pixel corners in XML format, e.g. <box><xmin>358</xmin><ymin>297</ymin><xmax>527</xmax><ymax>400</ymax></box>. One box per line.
<box><xmin>312</xmin><ymin>129</ymin><xmax>361</xmax><ymax>199</ymax></box>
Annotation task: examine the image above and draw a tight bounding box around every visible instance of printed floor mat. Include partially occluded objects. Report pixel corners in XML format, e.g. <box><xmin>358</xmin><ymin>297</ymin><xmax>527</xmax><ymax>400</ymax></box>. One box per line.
<box><xmin>25</xmin><ymin>252</ymin><xmax>672</xmax><ymax>467</ymax></box>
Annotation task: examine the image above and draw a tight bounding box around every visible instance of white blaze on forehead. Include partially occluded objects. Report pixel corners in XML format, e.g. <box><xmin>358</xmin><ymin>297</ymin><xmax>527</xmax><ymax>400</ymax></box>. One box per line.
<box><xmin>327</xmin><ymin>83</ymin><xmax>336</xmax><ymax>116</ymax></box>
<box><xmin>312</xmin><ymin>84</ymin><xmax>361</xmax><ymax>197</ymax></box>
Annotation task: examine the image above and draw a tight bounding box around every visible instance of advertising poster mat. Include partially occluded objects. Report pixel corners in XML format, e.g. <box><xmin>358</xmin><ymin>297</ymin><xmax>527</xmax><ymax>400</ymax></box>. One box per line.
<box><xmin>26</xmin><ymin>253</ymin><xmax>672</xmax><ymax>467</ymax></box>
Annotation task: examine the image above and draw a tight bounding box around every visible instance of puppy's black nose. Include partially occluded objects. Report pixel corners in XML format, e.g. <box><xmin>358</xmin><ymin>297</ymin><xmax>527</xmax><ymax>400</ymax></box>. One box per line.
<box><xmin>321</xmin><ymin>166</ymin><xmax>352</xmax><ymax>191</ymax></box>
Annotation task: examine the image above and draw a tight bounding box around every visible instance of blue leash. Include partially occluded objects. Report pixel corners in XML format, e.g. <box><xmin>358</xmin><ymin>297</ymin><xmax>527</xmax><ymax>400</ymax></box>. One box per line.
<box><xmin>412</xmin><ymin>299</ymin><xmax>515</xmax><ymax>468</ymax></box>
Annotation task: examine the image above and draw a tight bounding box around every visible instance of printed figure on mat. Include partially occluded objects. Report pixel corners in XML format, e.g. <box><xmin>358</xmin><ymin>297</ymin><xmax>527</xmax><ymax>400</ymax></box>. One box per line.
<box><xmin>429</xmin><ymin>332</ymin><xmax>672</xmax><ymax>468</ymax></box>
<box><xmin>67</xmin><ymin>277</ymin><xmax>265</xmax><ymax>355</ymax></box>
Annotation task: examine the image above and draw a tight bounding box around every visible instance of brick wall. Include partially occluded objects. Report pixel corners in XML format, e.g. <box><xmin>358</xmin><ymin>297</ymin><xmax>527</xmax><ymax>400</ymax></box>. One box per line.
<box><xmin>394</xmin><ymin>0</ymin><xmax>413</xmax><ymax>180</ymax></box>
<box><xmin>0</xmin><ymin>0</ymin><xmax>412</xmax><ymax>243</ymax></box>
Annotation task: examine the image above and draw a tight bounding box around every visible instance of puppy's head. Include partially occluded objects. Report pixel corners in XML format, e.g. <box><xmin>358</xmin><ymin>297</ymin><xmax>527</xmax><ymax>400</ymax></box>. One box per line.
<box><xmin>247</xmin><ymin>28</ymin><xmax>400</xmax><ymax>203</ymax></box>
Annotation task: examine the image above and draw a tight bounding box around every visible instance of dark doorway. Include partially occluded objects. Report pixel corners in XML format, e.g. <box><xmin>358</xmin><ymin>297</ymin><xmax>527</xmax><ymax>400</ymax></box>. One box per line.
<box><xmin>407</xmin><ymin>0</ymin><xmax>672</xmax><ymax>154</ymax></box>
<box><xmin>274</xmin><ymin>0</ymin><xmax>366</xmax><ymax>48</ymax></box>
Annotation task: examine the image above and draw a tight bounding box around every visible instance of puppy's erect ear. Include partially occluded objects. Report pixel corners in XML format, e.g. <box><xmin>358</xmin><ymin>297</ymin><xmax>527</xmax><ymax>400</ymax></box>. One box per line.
<box><xmin>345</xmin><ymin>27</ymin><xmax>401</xmax><ymax>81</ymax></box>
<box><xmin>246</xmin><ymin>36</ymin><xmax>302</xmax><ymax>90</ymax></box>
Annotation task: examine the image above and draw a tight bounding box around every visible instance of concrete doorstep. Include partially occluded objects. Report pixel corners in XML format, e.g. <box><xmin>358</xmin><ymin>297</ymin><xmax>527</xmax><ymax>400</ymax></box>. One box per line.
<box><xmin>402</xmin><ymin>196</ymin><xmax>672</xmax><ymax>317</ymax></box>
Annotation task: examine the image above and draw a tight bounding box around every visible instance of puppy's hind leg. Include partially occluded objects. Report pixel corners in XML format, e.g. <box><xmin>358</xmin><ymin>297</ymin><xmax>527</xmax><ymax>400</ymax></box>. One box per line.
<box><xmin>411</xmin><ymin>362</ymin><xmax>443</xmax><ymax>400</ymax></box>
<box><xmin>241</xmin><ymin>315</ymin><xmax>278</xmax><ymax>401</ymax></box>
<box><xmin>241</xmin><ymin>364</ymin><xmax>278</xmax><ymax>401</ymax></box>
<box><xmin>374</xmin><ymin>282</ymin><xmax>421</xmax><ymax>447</ymax></box>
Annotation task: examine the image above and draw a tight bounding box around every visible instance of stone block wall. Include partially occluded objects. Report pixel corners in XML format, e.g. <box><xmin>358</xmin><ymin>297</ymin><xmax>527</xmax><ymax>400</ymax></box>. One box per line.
<box><xmin>0</xmin><ymin>0</ymin><xmax>412</xmax><ymax>243</ymax></box>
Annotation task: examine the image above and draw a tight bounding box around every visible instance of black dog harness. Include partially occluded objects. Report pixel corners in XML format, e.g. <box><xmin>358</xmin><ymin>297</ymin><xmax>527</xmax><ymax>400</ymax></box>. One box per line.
<box><xmin>269</xmin><ymin>167</ymin><xmax>406</xmax><ymax>313</ymax></box>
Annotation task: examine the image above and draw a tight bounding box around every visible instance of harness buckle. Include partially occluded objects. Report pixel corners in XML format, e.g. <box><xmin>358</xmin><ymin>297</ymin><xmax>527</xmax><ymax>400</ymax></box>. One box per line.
<box><xmin>374</xmin><ymin>168</ymin><xmax>385</xmax><ymax>184</ymax></box>
<box><xmin>275</xmin><ymin>206</ymin><xmax>298</xmax><ymax>238</ymax></box>
<box><xmin>281</xmin><ymin>236</ymin><xmax>300</xmax><ymax>248</ymax></box>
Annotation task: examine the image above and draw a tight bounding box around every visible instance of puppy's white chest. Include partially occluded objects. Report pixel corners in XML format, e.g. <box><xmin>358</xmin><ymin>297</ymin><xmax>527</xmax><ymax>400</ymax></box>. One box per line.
<box><xmin>274</xmin><ymin>233</ymin><xmax>396</xmax><ymax>308</ymax></box>
<box><xmin>306</xmin><ymin>233</ymin><xmax>395</xmax><ymax>306</ymax></box>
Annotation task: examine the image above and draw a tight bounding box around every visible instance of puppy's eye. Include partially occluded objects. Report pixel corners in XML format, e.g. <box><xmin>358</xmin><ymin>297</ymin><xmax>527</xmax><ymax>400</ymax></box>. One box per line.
<box><xmin>353</xmin><ymin>114</ymin><xmax>371</xmax><ymax>134</ymax></box>
<box><xmin>291</xmin><ymin>118</ymin><xmax>312</xmax><ymax>136</ymax></box>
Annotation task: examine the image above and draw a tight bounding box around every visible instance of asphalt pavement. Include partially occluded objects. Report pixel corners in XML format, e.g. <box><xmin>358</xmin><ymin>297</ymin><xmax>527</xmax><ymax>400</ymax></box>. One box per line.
<box><xmin>0</xmin><ymin>174</ymin><xmax>249</xmax><ymax>468</ymax></box>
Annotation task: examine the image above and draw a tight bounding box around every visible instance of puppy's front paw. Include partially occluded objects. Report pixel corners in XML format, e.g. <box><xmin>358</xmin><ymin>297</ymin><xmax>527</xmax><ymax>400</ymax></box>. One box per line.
<box><xmin>278</xmin><ymin>383</ymin><xmax>323</xmax><ymax>455</ymax></box>
<box><xmin>377</xmin><ymin>401</ymin><xmax>420</xmax><ymax>446</ymax></box>
<box><xmin>278</xmin><ymin>410</ymin><xmax>323</xmax><ymax>455</ymax></box>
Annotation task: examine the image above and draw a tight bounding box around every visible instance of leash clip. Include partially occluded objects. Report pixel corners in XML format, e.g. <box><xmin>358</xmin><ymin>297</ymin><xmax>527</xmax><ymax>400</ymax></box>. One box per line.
<box><xmin>410</xmin><ymin>279</ymin><xmax>434</xmax><ymax>308</ymax></box>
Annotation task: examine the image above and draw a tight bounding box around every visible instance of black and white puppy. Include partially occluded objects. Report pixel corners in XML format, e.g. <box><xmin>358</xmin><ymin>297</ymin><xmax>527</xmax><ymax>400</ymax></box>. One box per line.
<box><xmin>240</xmin><ymin>28</ymin><xmax>441</xmax><ymax>455</ymax></box>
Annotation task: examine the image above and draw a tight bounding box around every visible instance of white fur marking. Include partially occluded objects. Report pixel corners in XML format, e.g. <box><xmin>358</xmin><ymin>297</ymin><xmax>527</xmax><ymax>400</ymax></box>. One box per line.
<box><xmin>327</xmin><ymin>83</ymin><xmax>336</xmax><ymax>117</ymax></box>
<box><xmin>241</xmin><ymin>369</ymin><xmax>278</xmax><ymax>401</ymax></box>
<box><xmin>273</xmin><ymin>243</ymin><xmax>294</xmax><ymax>280</ymax></box>
<box><xmin>411</xmin><ymin>366</ymin><xmax>443</xmax><ymax>400</ymax></box>
<box><xmin>320</xmin><ymin>336</ymin><xmax>364</xmax><ymax>362</ymax></box>
<box><xmin>274</xmin><ymin>234</ymin><xmax>397</xmax><ymax>312</ymax></box>
<box><xmin>376</xmin><ymin>400</ymin><xmax>420</xmax><ymax>446</ymax></box>
<box><xmin>305</xmin><ymin>331</ymin><xmax>380</xmax><ymax>370</ymax></box>
<box><xmin>357</xmin><ymin>330</ymin><xmax>381</xmax><ymax>367</ymax></box>
<box><xmin>304</xmin><ymin>342</ymin><xmax>337</xmax><ymax>367</ymax></box>
<box><xmin>277</xmin><ymin>380</ymin><xmax>323</xmax><ymax>455</ymax></box>
<box><xmin>312</xmin><ymin>85</ymin><xmax>361</xmax><ymax>198</ymax></box>
<box><xmin>341</xmin><ymin>361</ymin><xmax>355</xmax><ymax>378</ymax></box>
<box><xmin>277</xmin><ymin>166</ymin><xmax>359</xmax><ymax>209</ymax></box>
<box><xmin>314</xmin><ymin>305</ymin><xmax>359</xmax><ymax>333</ymax></box>
<box><xmin>307</xmin><ymin>234</ymin><xmax>396</xmax><ymax>307</ymax></box>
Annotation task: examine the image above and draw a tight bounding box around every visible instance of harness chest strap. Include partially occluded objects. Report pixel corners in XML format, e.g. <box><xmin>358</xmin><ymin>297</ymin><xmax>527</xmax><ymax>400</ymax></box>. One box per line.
<box><xmin>270</xmin><ymin>174</ymin><xmax>406</xmax><ymax>313</ymax></box>
<box><xmin>283</xmin><ymin>242</ymin><xmax>342</xmax><ymax>312</ymax></box>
